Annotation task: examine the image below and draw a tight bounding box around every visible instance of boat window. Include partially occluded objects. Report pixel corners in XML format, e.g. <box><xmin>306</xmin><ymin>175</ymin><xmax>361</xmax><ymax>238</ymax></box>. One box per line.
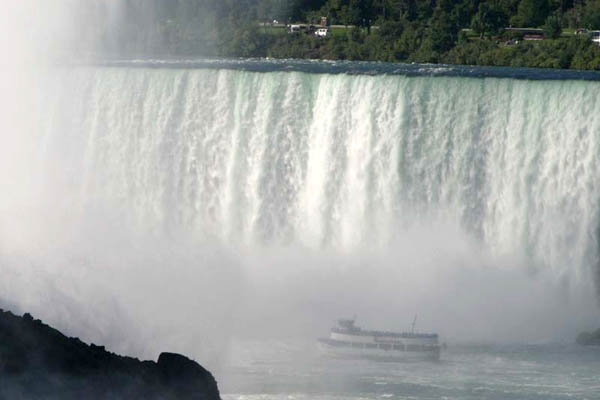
<box><xmin>379</xmin><ymin>343</ymin><xmax>392</xmax><ymax>350</ymax></box>
<box><xmin>392</xmin><ymin>344</ymin><xmax>404</xmax><ymax>350</ymax></box>
<box><xmin>365</xmin><ymin>343</ymin><xmax>377</xmax><ymax>349</ymax></box>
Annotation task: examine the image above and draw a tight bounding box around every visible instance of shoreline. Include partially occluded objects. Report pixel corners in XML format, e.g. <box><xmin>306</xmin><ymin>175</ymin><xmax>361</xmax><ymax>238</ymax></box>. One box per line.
<box><xmin>68</xmin><ymin>57</ymin><xmax>600</xmax><ymax>81</ymax></box>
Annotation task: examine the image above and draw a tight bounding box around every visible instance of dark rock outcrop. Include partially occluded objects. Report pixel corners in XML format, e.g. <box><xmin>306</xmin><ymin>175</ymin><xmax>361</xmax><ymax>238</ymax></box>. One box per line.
<box><xmin>0</xmin><ymin>309</ymin><xmax>220</xmax><ymax>399</ymax></box>
<box><xmin>576</xmin><ymin>329</ymin><xmax>600</xmax><ymax>346</ymax></box>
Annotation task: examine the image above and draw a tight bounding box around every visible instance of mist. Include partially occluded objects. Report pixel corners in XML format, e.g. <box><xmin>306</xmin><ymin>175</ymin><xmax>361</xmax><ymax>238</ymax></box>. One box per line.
<box><xmin>2</xmin><ymin>0</ymin><xmax>600</xmax><ymax>380</ymax></box>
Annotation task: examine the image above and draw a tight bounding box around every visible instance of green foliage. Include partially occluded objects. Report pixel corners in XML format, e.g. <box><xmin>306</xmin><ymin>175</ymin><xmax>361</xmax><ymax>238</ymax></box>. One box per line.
<box><xmin>543</xmin><ymin>15</ymin><xmax>562</xmax><ymax>39</ymax></box>
<box><xmin>220</xmin><ymin>21</ymin><xmax>269</xmax><ymax>57</ymax></box>
<box><xmin>319</xmin><ymin>0</ymin><xmax>376</xmax><ymax>26</ymax></box>
<box><xmin>378</xmin><ymin>20</ymin><xmax>405</xmax><ymax>39</ymax></box>
<box><xmin>471</xmin><ymin>3</ymin><xmax>508</xmax><ymax>38</ymax></box>
<box><xmin>512</xmin><ymin>0</ymin><xmax>551</xmax><ymax>27</ymax></box>
<box><xmin>428</xmin><ymin>2</ymin><xmax>459</xmax><ymax>53</ymax></box>
<box><xmin>444</xmin><ymin>35</ymin><xmax>600</xmax><ymax>70</ymax></box>
<box><xmin>581</xmin><ymin>0</ymin><xmax>600</xmax><ymax>29</ymax></box>
<box><xmin>70</xmin><ymin>0</ymin><xmax>600</xmax><ymax>71</ymax></box>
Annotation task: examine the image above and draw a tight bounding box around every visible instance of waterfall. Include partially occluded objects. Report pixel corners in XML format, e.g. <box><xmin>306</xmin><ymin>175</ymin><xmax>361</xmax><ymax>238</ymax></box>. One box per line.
<box><xmin>2</xmin><ymin>64</ymin><xmax>600</xmax><ymax>358</ymax></box>
<box><xmin>33</xmin><ymin>67</ymin><xmax>600</xmax><ymax>280</ymax></box>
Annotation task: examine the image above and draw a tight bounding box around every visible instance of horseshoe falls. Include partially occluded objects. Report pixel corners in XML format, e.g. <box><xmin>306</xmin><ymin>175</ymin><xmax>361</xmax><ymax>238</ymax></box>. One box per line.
<box><xmin>32</xmin><ymin>67</ymin><xmax>600</xmax><ymax>272</ymax></box>
<box><xmin>2</xmin><ymin>63</ymin><xmax>600</xmax><ymax>369</ymax></box>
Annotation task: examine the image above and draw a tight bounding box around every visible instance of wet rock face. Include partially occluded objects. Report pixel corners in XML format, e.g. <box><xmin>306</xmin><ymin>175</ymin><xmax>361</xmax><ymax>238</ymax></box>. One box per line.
<box><xmin>576</xmin><ymin>329</ymin><xmax>600</xmax><ymax>346</ymax></box>
<box><xmin>0</xmin><ymin>309</ymin><xmax>221</xmax><ymax>400</ymax></box>
<box><xmin>157</xmin><ymin>352</ymin><xmax>222</xmax><ymax>400</ymax></box>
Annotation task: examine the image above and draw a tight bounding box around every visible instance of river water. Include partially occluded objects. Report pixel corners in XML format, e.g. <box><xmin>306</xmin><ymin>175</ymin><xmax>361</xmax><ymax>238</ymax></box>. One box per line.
<box><xmin>221</xmin><ymin>340</ymin><xmax>600</xmax><ymax>400</ymax></box>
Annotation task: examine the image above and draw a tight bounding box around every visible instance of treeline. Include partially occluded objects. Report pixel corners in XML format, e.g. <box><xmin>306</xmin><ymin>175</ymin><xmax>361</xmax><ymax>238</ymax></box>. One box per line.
<box><xmin>70</xmin><ymin>0</ymin><xmax>600</xmax><ymax>70</ymax></box>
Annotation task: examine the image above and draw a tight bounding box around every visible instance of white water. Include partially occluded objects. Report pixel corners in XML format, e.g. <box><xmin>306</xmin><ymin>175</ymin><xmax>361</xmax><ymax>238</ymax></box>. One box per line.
<box><xmin>29</xmin><ymin>68</ymin><xmax>600</xmax><ymax>271</ymax></box>
<box><xmin>2</xmin><ymin>66</ymin><xmax>600</xmax><ymax>366</ymax></box>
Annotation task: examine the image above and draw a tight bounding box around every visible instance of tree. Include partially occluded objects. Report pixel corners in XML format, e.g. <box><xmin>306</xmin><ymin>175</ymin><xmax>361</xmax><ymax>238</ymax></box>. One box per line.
<box><xmin>582</xmin><ymin>0</ymin><xmax>600</xmax><ymax>29</ymax></box>
<box><xmin>543</xmin><ymin>14</ymin><xmax>562</xmax><ymax>38</ymax></box>
<box><xmin>428</xmin><ymin>1</ymin><xmax>459</xmax><ymax>53</ymax></box>
<box><xmin>512</xmin><ymin>0</ymin><xmax>550</xmax><ymax>27</ymax></box>
<box><xmin>338</xmin><ymin>0</ymin><xmax>376</xmax><ymax>28</ymax></box>
<box><xmin>283</xmin><ymin>0</ymin><xmax>329</xmax><ymax>21</ymax></box>
<box><xmin>257</xmin><ymin>0</ymin><xmax>283</xmax><ymax>22</ymax></box>
<box><xmin>472</xmin><ymin>3</ymin><xmax>509</xmax><ymax>38</ymax></box>
<box><xmin>378</xmin><ymin>20</ymin><xmax>405</xmax><ymax>38</ymax></box>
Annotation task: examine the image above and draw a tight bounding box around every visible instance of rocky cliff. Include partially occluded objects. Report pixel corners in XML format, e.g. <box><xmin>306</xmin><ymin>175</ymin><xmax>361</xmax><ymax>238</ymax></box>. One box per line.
<box><xmin>576</xmin><ymin>328</ymin><xmax>600</xmax><ymax>346</ymax></box>
<box><xmin>0</xmin><ymin>309</ymin><xmax>221</xmax><ymax>399</ymax></box>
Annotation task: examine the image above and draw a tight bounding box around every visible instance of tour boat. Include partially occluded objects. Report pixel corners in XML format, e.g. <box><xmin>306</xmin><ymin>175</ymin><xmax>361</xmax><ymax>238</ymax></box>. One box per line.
<box><xmin>318</xmin><ymin>318</ymin><xmax>441</xmax><ymax>361</ymax></box>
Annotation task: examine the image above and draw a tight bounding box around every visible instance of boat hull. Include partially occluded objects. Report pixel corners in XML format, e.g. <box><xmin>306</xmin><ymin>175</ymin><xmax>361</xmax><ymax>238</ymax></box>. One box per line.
<box><xmin>318</xmin><ymin>338</ymin><xmax>440</xmax><ymax>362</ymax></box>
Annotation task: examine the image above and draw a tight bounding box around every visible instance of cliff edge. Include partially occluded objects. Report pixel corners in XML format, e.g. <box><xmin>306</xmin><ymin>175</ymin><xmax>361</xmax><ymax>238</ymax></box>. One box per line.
<box><xmin>0</xmin><ymin>309</ymin><xmax>220</xmax><ymax>399</ymax></box>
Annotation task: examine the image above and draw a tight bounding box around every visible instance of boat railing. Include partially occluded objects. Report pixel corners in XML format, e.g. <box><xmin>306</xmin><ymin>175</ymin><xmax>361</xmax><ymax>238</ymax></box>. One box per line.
<box><xmin>332</xmin><ymin>327</ymin><xmax>437</xmax><ymax>338</ymax></box>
